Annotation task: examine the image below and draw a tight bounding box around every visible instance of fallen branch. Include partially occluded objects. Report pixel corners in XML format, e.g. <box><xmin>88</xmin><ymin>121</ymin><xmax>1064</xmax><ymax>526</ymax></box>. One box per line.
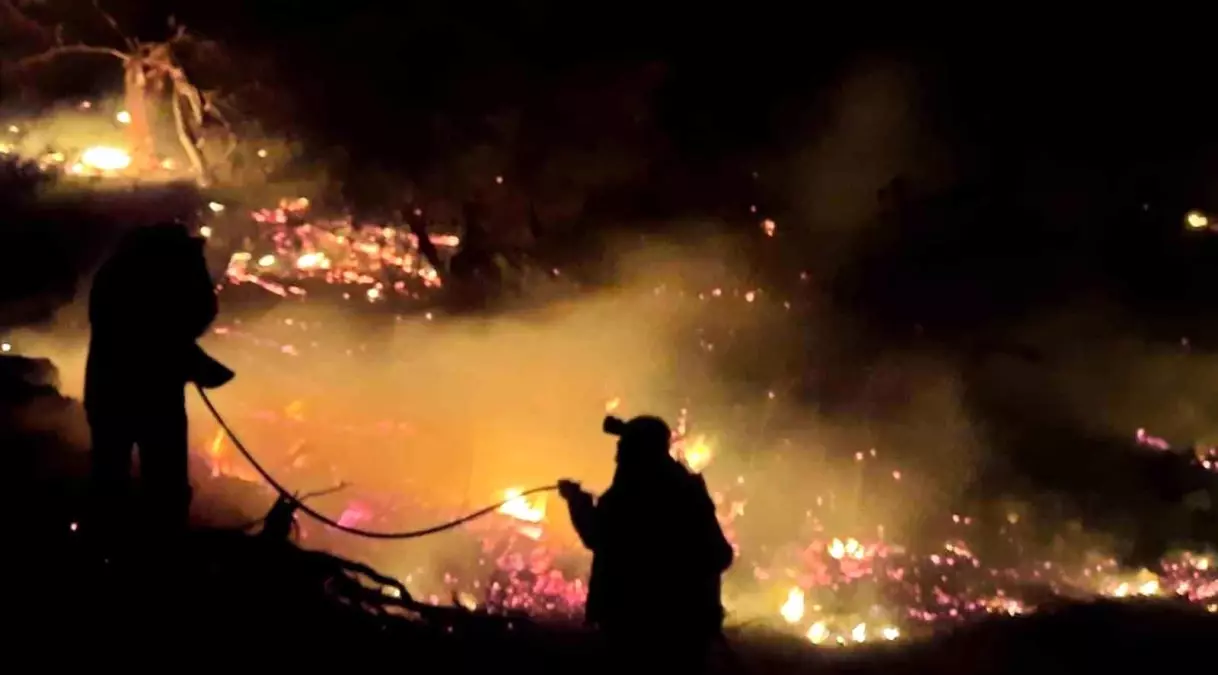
<box><xmin>258</xmin><ymin>481</ymin><xmax>350</xmax><ymax>540</ymax></box>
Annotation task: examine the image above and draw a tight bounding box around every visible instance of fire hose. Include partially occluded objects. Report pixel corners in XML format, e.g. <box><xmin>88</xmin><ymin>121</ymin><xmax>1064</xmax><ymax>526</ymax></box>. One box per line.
<box><xmin>200</xmin><ymin>385</ymin><xmax>747</xmax><ymax>669</ymax></box>
<box><xmin>194</xmin><ymin>384</ymin><xmax>559</xmax><ymax>540</ymax></box>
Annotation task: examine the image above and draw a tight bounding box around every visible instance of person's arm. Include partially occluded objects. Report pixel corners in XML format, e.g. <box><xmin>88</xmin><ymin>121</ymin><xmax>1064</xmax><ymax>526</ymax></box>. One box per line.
<box><xmin>187</xmin><ymin>343</ymin><xmax>235</xmax><ymax>389</ymax></box>
<box><xmin>692</xmin><ymin>475</ymin><xmax>734</xmax><ymax>572</ymax></box>
<box><xmin>566</xmin><ymin>490</ymin><xmax>600</xmax><ymax>551</ymax></box>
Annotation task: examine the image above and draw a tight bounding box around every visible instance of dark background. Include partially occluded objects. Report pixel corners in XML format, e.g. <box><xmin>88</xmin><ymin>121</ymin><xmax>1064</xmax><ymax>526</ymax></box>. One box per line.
<box><xmin>4</xmin><ymin>2</ymin><xmax>1216</xmax><ymax>354</ymax></box>
<box><xmin>1</xmin><ymin>0</ymin><xmax>1216</xmax><ymax>562</ymax></box>
<box><xmin>186</xmin><ymin>5</ymin><xmax>1218</xmax><ymax>338</ymax></box>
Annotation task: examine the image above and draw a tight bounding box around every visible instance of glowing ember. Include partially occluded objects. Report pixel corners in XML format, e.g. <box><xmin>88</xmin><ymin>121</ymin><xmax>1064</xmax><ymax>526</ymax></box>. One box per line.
<box><xmin>828</xmin><ymin>537</ymin><xmax>865</xmax><ymax>561</ymax></box>
<box><xmin>850</xmin><ymin>622</ymin><xmax>867</xmax><ymax>643</ymax></box>
<box><xmin>79</xmin><ymin>146</ymin><xmax>131</xmax><ymax>172</ymax></box>
<box><xmin>806</xmin><ymin>621</ymin><xmax>829</xmax><ymax>644</ymax></box>
<box><xmin>337</xmin><ymin>503</ymin><xmax>373</xmax><ymax>528</ymax></box>
<box><xmin>780</xmin><ymin>586</ymin><xmax>805</xmax><ymax>623</ymax></box>
<box><xmin>1185</xmin><ymin>210</ymin><xmax>1209</xmax><ymax>230</ymax></box>
<box><xmin>218</xmin><ymin>199</ymin><xmax>457</xmax><ymax>299</ymax></box>
<box><xmin>497</xmin><ymin>488</ymin><xmax>546</xmax><ymax>523</ymax></box>
<box><xmin>295</xmin><ymin>252</ymin><xmax>330</xmax><ymax>271</ymax></box>
<box><xmin>677</xmin><ymin>434</ymin><xmax>714</xmax><ymax>472</ymax></box>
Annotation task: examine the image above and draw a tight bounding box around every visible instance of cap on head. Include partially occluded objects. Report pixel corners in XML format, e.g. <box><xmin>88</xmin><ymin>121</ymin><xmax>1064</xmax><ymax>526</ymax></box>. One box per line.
<box><xmin>603</xmin><ymin>415</ymin><xmax>673</xmax><ymax>459</ymax></box>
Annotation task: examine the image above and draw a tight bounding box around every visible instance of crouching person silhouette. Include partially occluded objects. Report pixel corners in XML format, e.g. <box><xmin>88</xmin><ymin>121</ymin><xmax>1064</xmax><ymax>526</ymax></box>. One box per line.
<box><xmin>559</xmin><ymin>415</ymin><xmax>734</xmax><ymax>672</ymax></box>
<box><xmin>85</xmin><ymin>222</ymin><xmax>233</xmax><ymax>545</ymax></box>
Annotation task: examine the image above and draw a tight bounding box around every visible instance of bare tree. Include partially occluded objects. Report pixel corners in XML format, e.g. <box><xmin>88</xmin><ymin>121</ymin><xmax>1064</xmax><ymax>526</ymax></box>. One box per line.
<box><xmin>4</xmin><ymin>1</ymin><xmax>234</xmax><ymax>186</ymax></box>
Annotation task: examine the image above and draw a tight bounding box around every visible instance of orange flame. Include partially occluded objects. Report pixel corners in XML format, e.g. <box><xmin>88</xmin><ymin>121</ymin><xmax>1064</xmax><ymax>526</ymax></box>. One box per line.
<box><xmin>497</xmin><ymin>487</ymin><xmax>547</xmax><ymax>523</ymax></box>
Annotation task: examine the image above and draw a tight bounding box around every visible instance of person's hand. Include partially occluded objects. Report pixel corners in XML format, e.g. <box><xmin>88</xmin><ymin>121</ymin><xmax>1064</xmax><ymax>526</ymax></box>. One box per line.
<box><xmin>557</xmin><ymin>479</ymin><xmax>586</xmax><ymax>502</ymax></box>
<box><xmin>190</xmin><ymin>345</ymin><xmax>235</xmax><ymax>389</ymax></box>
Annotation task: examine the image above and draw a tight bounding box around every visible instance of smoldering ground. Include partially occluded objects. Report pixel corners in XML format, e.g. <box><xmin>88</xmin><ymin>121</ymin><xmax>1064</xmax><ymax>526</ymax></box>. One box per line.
<box><xmin>3</xmin><ymin>53</ymin><xmax>1216</xmax><ymax>623</ymax></box>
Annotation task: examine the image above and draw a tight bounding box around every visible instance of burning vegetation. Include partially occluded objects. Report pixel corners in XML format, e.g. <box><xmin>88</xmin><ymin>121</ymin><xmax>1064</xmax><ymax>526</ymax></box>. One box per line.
<box><xmin>3</xmin><ymin>120</ymin><xmax>1217</xmax><ymax>645</ymax></box>
<box><xmin>1</xmin><ymin>7</ymin><xmax>1216</xmax><ymax>658</ymax></box>
<box><xmin>6</xmin><ymin>179</ymin><xmax>1215</xmax><ymax>647</ymax></box>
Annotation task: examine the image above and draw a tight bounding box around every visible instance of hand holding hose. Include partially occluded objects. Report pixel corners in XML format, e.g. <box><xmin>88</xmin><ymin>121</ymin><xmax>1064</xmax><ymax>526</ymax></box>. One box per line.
<box><xmin>558</xmin><ymin>479</ymin><xmax>591</xmax><ymax>503</ymax></box>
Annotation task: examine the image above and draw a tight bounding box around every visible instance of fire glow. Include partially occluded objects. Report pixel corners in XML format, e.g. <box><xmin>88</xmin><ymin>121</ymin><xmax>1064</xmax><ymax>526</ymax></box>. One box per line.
<box><xmin>78</xmin><ymin>146</ymin><xmax>132</xmax><ymax>172</ymax></box>
<box><xmin>6</xmin><ymin>104</ymin><xmax>1215</xmax><ymax>647</ymax></box>
<box><xmin>180</xmin><ymin>201</ymin><xmax>1218</xmax><ymax>646</ymax></box>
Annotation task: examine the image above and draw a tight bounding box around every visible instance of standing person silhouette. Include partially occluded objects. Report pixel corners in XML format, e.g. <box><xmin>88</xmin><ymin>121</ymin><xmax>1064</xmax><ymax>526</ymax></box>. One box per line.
<box><xmin>559</xmin><ymin>415</ymin><xmax>734</xmax><ymax>672</ymax></box>
<box><xmin>85</xmin><ymin>222</ymin><xmax>233</xmax><ymax>544</ymax></box>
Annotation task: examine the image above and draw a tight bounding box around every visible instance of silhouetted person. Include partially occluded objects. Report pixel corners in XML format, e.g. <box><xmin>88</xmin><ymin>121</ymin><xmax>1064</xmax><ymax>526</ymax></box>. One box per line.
<box><xmin>559</xmin><ymin>415</ymin><xmax>734</xmax><ymax>671</ymax></box>
<box><xmin>85</xmin><ymin>222</ymin><xmax>233</xmax><ymax>543</ymax></box>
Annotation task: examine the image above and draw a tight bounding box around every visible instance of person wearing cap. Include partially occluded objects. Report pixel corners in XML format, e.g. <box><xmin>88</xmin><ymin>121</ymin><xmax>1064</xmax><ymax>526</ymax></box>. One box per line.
<box><xmin>85</xmin><ymin>222</ymin><xmax>233</xmax><ymax>543</ymax></box>
<box><xmin>558</xmin><ymin>414</ymin><xmax>734</xmax><ymax>669</ymax></box>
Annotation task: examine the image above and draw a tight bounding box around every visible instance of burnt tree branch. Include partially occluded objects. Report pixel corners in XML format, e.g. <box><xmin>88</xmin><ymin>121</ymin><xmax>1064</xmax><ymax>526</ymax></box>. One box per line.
<box><xmin>15</xmin><ymin>43</ymin><xmax>129</xmax><ymax>67</ymax></box>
